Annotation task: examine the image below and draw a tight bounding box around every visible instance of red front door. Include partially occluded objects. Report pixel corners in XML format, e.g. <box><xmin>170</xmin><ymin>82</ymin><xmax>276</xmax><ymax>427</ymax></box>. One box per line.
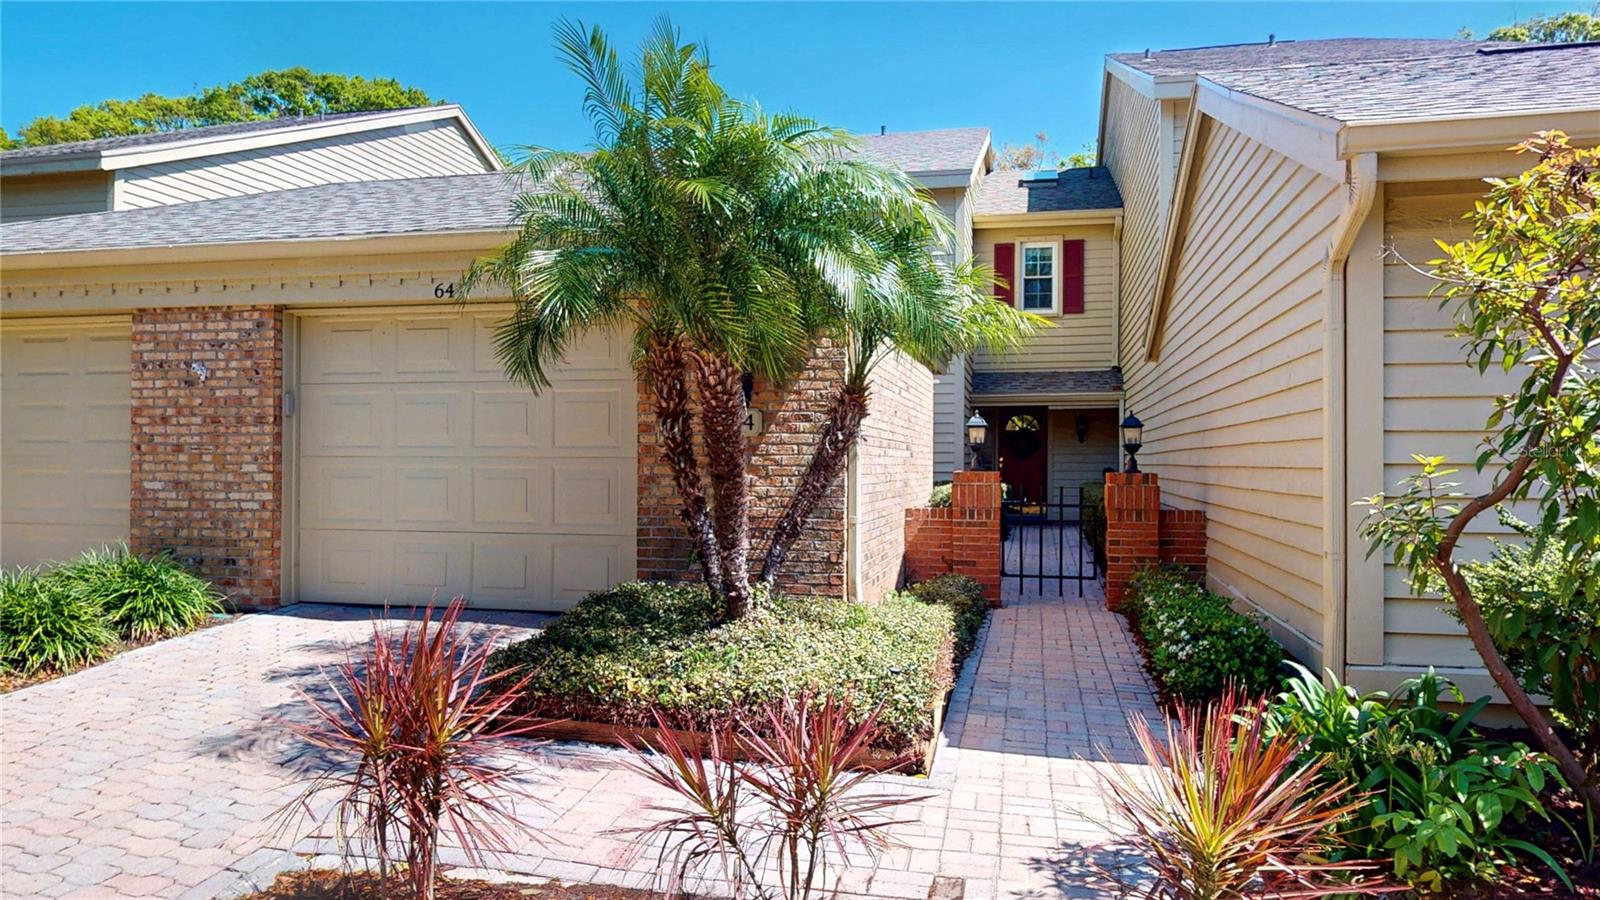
<box><xmin>998</xmin><ymin>408</ymin><xmax>1048</xmax><ymax>504</ymax></box>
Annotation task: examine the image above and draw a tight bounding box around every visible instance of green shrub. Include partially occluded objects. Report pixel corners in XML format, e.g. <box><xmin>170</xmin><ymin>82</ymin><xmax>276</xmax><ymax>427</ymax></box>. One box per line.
<box><xmin>1124</xmin><ymin>564</ymin><xmax>1282</xmax><ymax>703</ymax></box>
<box><xmin>0</xmin><ymin>567</ymin><xmax>117</xmax><ymax>675</ymax></box>
<box><xmin>1461</xmin><ymin>517</ymin><xmax>1600</xmax><ymax>759</ymax></box>
<box><xmin>929</xmin><ymin>481</ymin><xmax>953</xmax><ymax>508</ymax></box>
<box><xmin>1264</xmin><ymin>664</ymin><xmax>1568</xmax><ymax>893</ymax></box>
<box><xmin>490</xmin><ymin>581</ymin><xmax>964</xmax><ymax>749</ymax></box>
<box><xmin>1080</xmin><ymin>482</ymin><xmax>1106</xmax><ymax>568</ymax></box>
<box><xmin>51</xmin><ymin>544</ymin><xmax>223</xmax><ymax>641</ymax></box>
<box><xmin>905</xmin><ymin>574</ymin><xmax>987</xmax><ymax>663</ymax></box>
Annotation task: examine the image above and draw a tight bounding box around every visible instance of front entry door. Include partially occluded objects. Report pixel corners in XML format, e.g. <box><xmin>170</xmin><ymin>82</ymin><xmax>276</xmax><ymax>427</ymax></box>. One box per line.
<box><xmin>998</xmin><ymin>408</ymin><xmax>1048</xmax><ymax>504</ymax></box>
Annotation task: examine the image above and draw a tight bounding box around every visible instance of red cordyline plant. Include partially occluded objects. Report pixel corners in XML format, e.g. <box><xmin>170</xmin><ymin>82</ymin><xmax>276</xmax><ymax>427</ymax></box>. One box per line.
<box><xmin>1095</xmin><ymin>691</ymin><xmax>1398</xmax><ymax>899</ymax></box>
<box><xmin>619</xmin><ymin>694</ymin><xmax>929</xmax><ymax>900</ymax></box>
<box><xmin>282</xmin><ymin>600</ymin><xmax>542</xmax><ymax>900</ymax></box>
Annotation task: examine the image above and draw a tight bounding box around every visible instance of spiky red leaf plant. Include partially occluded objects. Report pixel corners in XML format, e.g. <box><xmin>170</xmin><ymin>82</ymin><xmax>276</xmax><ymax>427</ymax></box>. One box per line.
<box><xmin>284</xmin><ymin>599</ymin><xmax>542</xmax><ymax>900</ymax></box>
<box><xmin>619</xmin><ymin>695</ymin><xmax>931</xmax><ymax>900</ymax></box>
<box><xmin>1097</xmin><ymin>691</ymin><xmax>1399</xmax><ymax>899</ymax></box>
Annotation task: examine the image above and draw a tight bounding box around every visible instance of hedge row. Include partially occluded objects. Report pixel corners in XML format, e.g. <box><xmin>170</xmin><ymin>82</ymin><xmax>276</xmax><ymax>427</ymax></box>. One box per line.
<box><xmin>1121</xmin><ymin>564</ymin><xmax>1282</xmax><ymax>703</ymax></box>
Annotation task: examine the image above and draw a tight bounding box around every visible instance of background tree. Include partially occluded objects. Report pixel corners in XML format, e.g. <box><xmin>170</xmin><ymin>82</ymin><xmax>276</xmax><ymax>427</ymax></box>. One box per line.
<box><xmin>464</xmin><ymin>18</ymin><xmax>1039</xmax><ymax>619</ymax></box>
<box><xmin>1</xmin><ymin>68</ymin><xmax>438</xmax><ymax>149</ymax></box>
<box><xmin>1361</xmin><ymin>132</ymin><xmax>1600</xmax><ymax>812</ymax></box>
<box><xmin>1460</xmin><ymin>6</ymin><xmax>1600</xmax><ymax>41</ymax></box>
<box><xmin>993</xmin><ymin>132</ymin><xmax>1095</xmax><ymax>171</ymax></box>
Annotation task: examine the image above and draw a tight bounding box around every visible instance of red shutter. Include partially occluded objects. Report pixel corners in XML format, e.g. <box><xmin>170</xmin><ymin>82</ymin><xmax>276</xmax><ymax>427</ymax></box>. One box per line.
<box><xmin>993</xmin><ymin>242</ymin><xmax>1015</xmax><ymax>306</ymax></box>
<box><xmin>1061</xmin><ymin>239</ymin><xmax>1085</xmax><ymax>314</ymax></box>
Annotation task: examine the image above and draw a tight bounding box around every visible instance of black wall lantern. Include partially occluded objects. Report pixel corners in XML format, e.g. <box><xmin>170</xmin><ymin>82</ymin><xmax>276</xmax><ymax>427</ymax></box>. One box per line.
<box><xmin>965</xmin><ymin>412</ymin><xmax>989</xmax><ymax>470</ymax></box>
<box><xmin>1075</xmin><ymin>412</ymin><xmax>1091</xmax><ymax>443</ymax></box>
<box><xmin>1121</xmin><ymin>413</ymin><xmax>1145</xmax><ymax>473</ymax></box>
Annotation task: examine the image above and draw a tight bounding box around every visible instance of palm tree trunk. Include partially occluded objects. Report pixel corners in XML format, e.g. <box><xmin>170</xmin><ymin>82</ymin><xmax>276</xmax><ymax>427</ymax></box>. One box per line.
<box><xmin>643</xmin><ymin>337</ymin><xmax>724</xmax><ymax>594</ymax></box>
<box><xmin>760</xmin><ymin>383</ymin><xmax>868</xmax><ymax>589</ymax></box>
<box><xmin>692</xmin><ymin>351</ymin><xmax>753</xmax><ymax>618</ymax></box>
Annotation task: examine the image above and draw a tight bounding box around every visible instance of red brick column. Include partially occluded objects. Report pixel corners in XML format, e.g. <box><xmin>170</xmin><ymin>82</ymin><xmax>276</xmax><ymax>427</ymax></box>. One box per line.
<box><xmin>904</xmin><ymin>470</ymin><xmax>1002</xmax><ymax>607</ymax></box>
<box><xmin>1160</xmin><ymin>507</ymin><xmax>1208</xmax><ymax>581</ymax></box>
<box><xmin>130</xmin><ymin>306</ymin><xmax>283</xmax><ymax>608</ymax></box>
<box><xmin>1104</xmin><ymin>472</ymin><xmax>1160</xmax><ymax>611</ymax></box>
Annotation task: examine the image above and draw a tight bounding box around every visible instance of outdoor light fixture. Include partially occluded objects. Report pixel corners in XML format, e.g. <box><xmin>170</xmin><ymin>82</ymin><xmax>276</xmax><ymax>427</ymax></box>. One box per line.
<box><xmin>965</xmin><ymin>412</ymin><xmax>989</xmax><ymax>470</ymax></box>
<box><xmin>1075</xmin><ymin>413</ymin><xmax>1090</xmax><ymax>444</ymax></box>
<box><xmin>1121</xmin><ymin>413</ymin><xmax>1144</xmax><ymax>473</ymax></box>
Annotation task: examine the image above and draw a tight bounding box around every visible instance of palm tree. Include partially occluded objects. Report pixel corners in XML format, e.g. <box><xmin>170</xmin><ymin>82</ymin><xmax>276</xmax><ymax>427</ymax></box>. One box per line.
<box><xmin>465</xmin><ymin>18</ymin><xmax>1040</xmax><ymax>618</ymax></box>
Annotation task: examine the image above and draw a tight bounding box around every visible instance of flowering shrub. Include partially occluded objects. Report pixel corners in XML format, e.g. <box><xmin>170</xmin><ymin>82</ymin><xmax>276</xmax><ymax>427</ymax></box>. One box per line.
<box><xmin>1123</xmin><ymin>564</ymin><xmax>1282</xmax><ymax>703</ymax></box>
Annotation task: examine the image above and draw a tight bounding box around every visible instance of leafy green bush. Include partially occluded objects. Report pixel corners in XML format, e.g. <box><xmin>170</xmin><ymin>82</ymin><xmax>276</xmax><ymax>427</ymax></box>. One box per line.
<box><xmin>52</xmin><ymin>545</ymin><xmax>223</xmax><ymax>641</ymax></box>
<box><xmin>1123</xmin><ymin>564</ymin><xmax>1282</xmax><ymax>703</ymax></box>
<box><xmin>1264</xmin><ymin>664</ymin><xmax>1568</xmax><ymax>893</ymax></box>
<box><xmin>928</xmin><ymin>481</ymin><xmax>953</xmax><ymax>508</ymax></box>
<box><xmin>0</xmin><ymin>568</ymin><xmax>117</xmax><ymax>675</ymax></box>
<box><xmin>905</xmin><ymin>574</ymin><xmax>987</xmax><ymax>663</ymax></box>
<box><xmin>1462</xmin><ymin>516</ymin><xmax>1600</xmax><ymax>759</ymax></box>
<box><xmin>1080</xmin><ymin>482</ymin><xmax>1106</xmax><ymax>568</ymax></box>
<box><xmin>490</xmin><ymin>581</ymin><xmax>972</xmax><ymax>749</ymax></box>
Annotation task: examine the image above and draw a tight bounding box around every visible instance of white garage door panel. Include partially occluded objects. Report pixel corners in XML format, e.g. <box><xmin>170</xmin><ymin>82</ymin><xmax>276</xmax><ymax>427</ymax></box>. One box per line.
<box><xmin>1</xmin><ymin>321</ymin><xmax>131</xmax><ymax>567</ymax></box>
<box><xmin>296</xmin><ymin>311</ymin><xmax>636</xmax><ymax>610</ymax></box>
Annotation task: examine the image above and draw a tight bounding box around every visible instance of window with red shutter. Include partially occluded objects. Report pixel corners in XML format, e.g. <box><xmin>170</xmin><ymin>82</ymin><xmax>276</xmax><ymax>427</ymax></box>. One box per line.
<box><xmin>1061</xmin><ymin>239</ymin><xmax>1085</xmax><ymax>314</ymax></box>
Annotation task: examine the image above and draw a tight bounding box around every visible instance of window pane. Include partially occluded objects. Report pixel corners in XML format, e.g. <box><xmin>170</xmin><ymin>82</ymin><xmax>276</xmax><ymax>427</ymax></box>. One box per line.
<box><xmin>1023</xmin><ymin>277</ymin><xmax>1052</xmax><ymax>310</ymax></box>
<box><xmin>1023</xmin><ymin>246</ymin><xmax>1052</xmax><ymax>277</ymax></box>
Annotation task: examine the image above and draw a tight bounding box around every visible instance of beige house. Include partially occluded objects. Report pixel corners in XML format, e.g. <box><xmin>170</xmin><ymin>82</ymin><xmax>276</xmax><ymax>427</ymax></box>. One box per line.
<box><xmin>1098</xmin><ymin>37</ymin><xmax>1600</xmax><ymax>693</ymax></box>
<box><xmin>3</xmin><ymin>37</ymin><xmax>1598</xmax><ymax>696</ymax></box>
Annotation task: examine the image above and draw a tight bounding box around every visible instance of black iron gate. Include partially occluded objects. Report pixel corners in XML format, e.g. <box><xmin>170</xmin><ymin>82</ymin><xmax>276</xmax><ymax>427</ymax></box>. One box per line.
<box><xmin>1001</xmin><ymin>486</ymin><xmax>1102</xmax><ymax>596</ymax></box>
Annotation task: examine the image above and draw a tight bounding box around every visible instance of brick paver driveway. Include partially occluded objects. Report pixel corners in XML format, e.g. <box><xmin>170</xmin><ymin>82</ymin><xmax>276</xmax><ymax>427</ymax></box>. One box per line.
<box><xmin>1</xmin><ymin>588</ymin><xmax>1157</xmax><ymax>899</ymax></box>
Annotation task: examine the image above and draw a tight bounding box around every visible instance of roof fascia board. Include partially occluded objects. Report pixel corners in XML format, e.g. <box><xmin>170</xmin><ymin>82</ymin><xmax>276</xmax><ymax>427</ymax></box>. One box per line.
<box><xmin>912</xmin><ymin>168</ymin><xmax>978</xmax><ymax>190</ymax></box>
<box><xmin>0</xmin><ymin>228</ymin><xmax>509</xmax><ymax>271</ymax></box>
<box><xmin>0</xmin><ymin>155</ymin><xmax>101</xmax><ymax>177</ymax></box>
<box><xmin>1341</xmin><ymin>107</ymin><xmax>1600</xmax><ymax>156</ymax></box>
<box><xmin>972</xmin><ymin>390</ymin><xmax>1123</xmax><ymax>407</ymax></box>
<box><xmin>1094</xmin><ymin>69</ymin><xmax>1112</xmax><ymax>167</ymax></box>
<box><xmin>1145</xmin><ymin>89</ymin><xmax>1208</xmax><ymax>363</ymax></box>
<box><xmin>96</xmin><ymin>106</ymin><xmax>490</xmax><ymax>171</ymax></box>
<box><xmin>973</xmin><ymin>210</ymin><xmax>1121</xmax><ymax>229</ymax></box>
<box><xmin>1103</xmin><ymin>57</ymin><xmax>1194</xmax><ymax>100</ymax></box>
<box><xmin>1195</xmin><ymin>77</ymin><xmax>1344</xmax><ymax>181</ymax></box>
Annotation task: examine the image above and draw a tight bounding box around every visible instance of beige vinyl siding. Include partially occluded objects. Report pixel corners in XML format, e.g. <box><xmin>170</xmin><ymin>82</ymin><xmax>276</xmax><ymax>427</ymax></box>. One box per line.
<box><xmin>1168</xmin><ymin>99</ymin><xmax>1189</xmax><ymax>188</ymax></box>
<box><xmin>1379</xmin><ymin>182</ymin><xmax>1535</xmax><ymax>668</ymax></box>
<box><xmin>972</xmin><ymin>223</ymin><xmax>1117</xmax><ymax>371</ymax></box>
<box><xmin>1047</xmin><ymin>408</ymin><xmax>1119</xmax><ymax>501</ymax></box>
<box><xmin>0</xmin><ymin>171</ymin><xmax>111</xmax><ymax>221</ymax></box>
<box><xmin>1101</xmin><ymin>75</ymin><xmax>1167</xmax><ymax>371</ymax></box>
<box><xmin>1120</xmin><ymin>118</ymin><xmax>1343</xmax><ymax>664</ymax></box>
<box><xmin>932</xmin><ymin>187</ymin><xmax>974</xmax><ymax>480</ymax></box>
<box><xmin>117</xmin><ymin>121</ymin><xmax>491</xmax><ymax>209</ymax></box>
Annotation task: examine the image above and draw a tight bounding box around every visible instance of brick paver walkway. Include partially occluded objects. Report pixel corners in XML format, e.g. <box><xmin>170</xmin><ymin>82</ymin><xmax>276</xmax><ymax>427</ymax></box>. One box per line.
<box><xmin>1</xmin><ymin>585</ymin><xmax>1158</xmax><ymax>899</ymax></box>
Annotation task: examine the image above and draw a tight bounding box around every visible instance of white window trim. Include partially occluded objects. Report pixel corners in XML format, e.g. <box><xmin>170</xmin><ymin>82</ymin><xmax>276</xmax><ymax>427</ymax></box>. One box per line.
<box><xmin>1018</xmin><ymin>241</ymin><xmax>1059</xmax><ymax>315</ymax></box>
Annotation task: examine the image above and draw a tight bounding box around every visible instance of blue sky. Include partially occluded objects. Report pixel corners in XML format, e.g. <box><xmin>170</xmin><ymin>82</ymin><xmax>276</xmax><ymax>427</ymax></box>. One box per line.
<box><xmin>0</xmin><ymin>2</ymin><xmax>1581</xmax><ymax>155</ymax></box>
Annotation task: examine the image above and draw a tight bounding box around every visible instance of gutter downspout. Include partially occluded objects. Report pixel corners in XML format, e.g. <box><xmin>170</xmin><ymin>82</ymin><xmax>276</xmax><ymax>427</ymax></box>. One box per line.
<box><xmin>1322</xmin><ymin>151</ymin><xmax>1377</xmax><ymax>681</ymax></box>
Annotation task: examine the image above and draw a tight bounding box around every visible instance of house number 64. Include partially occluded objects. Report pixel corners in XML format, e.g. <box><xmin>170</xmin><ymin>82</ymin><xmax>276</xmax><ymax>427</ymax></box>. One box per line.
<box><xmin>433</xmin><ymin>282</ymin><xmax>457</xmax><ymax>299</ymax></box>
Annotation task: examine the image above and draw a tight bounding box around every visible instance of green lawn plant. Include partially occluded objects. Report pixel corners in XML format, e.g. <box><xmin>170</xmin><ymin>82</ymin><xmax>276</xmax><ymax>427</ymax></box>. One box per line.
<box><xmin>52</xmin><ymin>544</ymin><xmax>223</xmax><ymax>641</ymax></box>
<box><xmin>1264</xmin><ymin>663</ymin><xmax>1569</xmax><ymax>892</ymax></box>
<box><xmin>0</xmin><ymin>566</ymin><xmax>117</xmax><ymax>675</ymax></box>
<box><xmin>1359</xmin><ymin>132</ymin><xmax>1600</xmax><ymax>812</ymax></box>
<box><xmin>1122</xmin><ymin>564</ymin><xmax>1282</xmax><ymax>703</ymax></box>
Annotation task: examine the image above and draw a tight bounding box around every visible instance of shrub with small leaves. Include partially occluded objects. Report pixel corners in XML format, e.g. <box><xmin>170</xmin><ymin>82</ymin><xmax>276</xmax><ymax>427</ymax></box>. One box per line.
<box><xmin>1123</xmin><ymin>564</ymin><xmax>1283</xmax><ymax>703</ymax></box>
<box><xmin>905</xmin><ymin>573</ymin><xmax>987</xmax><ymax>664</ymax></box>
<box><xmin>0</xmin><ymin>567</ymin><xmax>117</xmax><ymax>675</ymax></box>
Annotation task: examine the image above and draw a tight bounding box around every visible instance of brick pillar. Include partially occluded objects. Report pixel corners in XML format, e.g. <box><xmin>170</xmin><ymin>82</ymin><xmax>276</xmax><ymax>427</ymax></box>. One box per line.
<box><xmin>130</xmin><ymin>306</ymin><xmax>284</xmax><ymax>608</ymax></box>
<box><xmin>1104</xmin><ymin>472</ymin><xmax>1160</xmax><ymax>611</ymax></box>
<box><xmin>950</xmin><ymin>471</ymin><xmax>1002</xmax><ymax>606</ymax></box>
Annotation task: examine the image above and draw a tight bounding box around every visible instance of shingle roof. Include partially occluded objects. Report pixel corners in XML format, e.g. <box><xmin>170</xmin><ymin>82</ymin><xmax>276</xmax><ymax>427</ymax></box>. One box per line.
<box><xmin>973</xmin><ymin>167</ymin><xmax>1121</xmax><ymax>216</ymax></box>
<box><xmin>0</xmin><ymin>107</ymin><xmax>443</xmax><ymax>162</ymax></box>
<box><xmin>1110</xmin><ymin>37</ymin><xmax>1507</xmax><ymax>76</ymax></box>
<box><xmin>1</xmin><ymin>172</ymin><xmax>523</xmax><ymax>254</ymax></box>
<box><xmin>1205</xmin><ymin>43</ymin><xmax>1600</xmax><ymax>122</ymax></box>
<box><xmin>971</xmin><ymin>369</ymin><xmax>1123</xmax><ymax>396</ymax></box>
<box><xmin>855</xmin><ymin>127</ymin><xmax>990</xmax><ymax>174</ymax></box>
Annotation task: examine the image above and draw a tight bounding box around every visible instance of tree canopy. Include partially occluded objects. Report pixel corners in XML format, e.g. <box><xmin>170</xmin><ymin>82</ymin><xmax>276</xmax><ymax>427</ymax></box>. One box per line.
<box><xmin>1</xmin><ymin>68</ymin><xmax>439</xmax><ymax>149</ymax></box>
<box><xmin>1461</xmin><ymin>8</ymin><xmax>1600</xmax><ymax>42</ymax></box>
<box><xmin>994</xmin><ymin>132</ymin><xmax>1095</xmax><ymax>172</ymax></box>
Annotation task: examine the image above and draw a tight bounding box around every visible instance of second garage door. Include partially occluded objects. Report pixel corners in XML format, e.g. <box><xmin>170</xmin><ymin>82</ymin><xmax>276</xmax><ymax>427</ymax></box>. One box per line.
<box><xmin>295</xmin><ymin>310</ymin><xmax>637</xmax><ymax>610</ymax></box>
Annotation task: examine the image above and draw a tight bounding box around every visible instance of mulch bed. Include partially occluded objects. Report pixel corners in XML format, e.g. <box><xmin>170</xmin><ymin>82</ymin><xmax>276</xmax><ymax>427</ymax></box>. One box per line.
<box><xmin>0</xmin><ymin>612</ymin><xmax>240</xmax><ymax>694</ymax></box>
<box><xmin>240</xmin><ymin>870</ymin><xmax>668</xmax><ymax>900</ymax></box>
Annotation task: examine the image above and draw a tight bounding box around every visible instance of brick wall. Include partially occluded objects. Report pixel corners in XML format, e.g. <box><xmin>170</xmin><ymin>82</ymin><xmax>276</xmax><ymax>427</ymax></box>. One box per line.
<box><xmin>637</xmin><ymin>343</ymin><xmax>848</xmax><ymax>596</ymax></box>
<box><xmin>129</xmin><ymin>306</ymin><xmax>283</xmax><ymax>607</ymax></box>
<box><xmin>854</xmin><ymin>349</ymin><xmax>934</xmax><ymax>603</ymax></box>
<box><xmin>1103</xmin><ymin>472</ymin><xmax>1160</xmax><ymax>610</ymax></box>
<box><xmin>1160</xmin><ymin>507</ymin><xmax>1207</xmax><ymax>580</ymax></box>
<box><xmin>903</xmin><ymin>471</ymin><xmax>1002</xmax><ymax>606</ymax></box>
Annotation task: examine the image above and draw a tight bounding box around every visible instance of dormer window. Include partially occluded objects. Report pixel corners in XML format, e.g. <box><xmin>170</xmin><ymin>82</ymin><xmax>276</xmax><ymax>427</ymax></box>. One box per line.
<box><xmin>1021</xmin><ymin>243</ymin><xmax>1056</xmax><ymax>313</ymax></box>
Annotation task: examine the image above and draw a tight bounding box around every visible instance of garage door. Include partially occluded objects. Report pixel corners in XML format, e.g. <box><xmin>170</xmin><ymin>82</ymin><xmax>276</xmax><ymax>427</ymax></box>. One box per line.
<box><xmin>295</xmin><ymin>310</ymin><xmax>637</xmax><ymax>610</ymax></box>
<box><xmin>0</xmin><ymin>318</ymin><xmax>131</xmax><ymax>567</ymax></box>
